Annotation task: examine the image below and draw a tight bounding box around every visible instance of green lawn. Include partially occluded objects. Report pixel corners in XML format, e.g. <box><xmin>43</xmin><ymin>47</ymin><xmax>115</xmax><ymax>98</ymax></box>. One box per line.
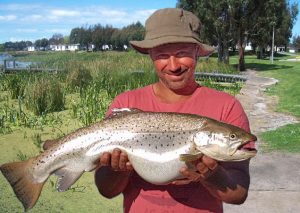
<box><xmin>242</xmin><ymin>54</ymin><xmax>300</xmax><ymax>152</ymax></box>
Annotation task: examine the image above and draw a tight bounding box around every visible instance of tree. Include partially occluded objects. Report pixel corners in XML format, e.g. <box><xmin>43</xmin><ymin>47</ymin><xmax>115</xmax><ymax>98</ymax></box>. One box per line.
<box><xmin>0</xmin><ymin>43</ymin><xmax>4</xmax><ymax>52</ymax></box>
<box><xmin>69</xmin><ymin>27</ymin><xmax>91</xmax><ymax>50</ymax></box>
<box><xmin>64</xmin><ymin>36</ymin><xmax>70</xmax><ymax>44</ymax></box>
<box><xmin>292</xmin><ymin>35</ymin><xmax>300</xmax><ymax>50</ymax></box>
<box><xmin>49</xmin><ymin>33</ymin><xmax>64</xmax><ymax>45</ymax></box>
<box><xmin>229</xmin><ymin>0</ymin><xmax>260</xmax><ymax>71</ymax></box>
<box><xmin>178</xmin><ymin>0</ymin><xmax>298</xmax><ymax>71</ymax></box>
<box><xmin>249</xmin><ymin>0</ymin><xmax>298</xmax><ymax>58</ymax></box>
<box><xmin>177</xmin><ymin>0</ymin><xmax>234</xmax><ymax>64</ymax></box>
<box><xmin>91</xmin><ymin>24</ymin><xmax>104</xmax><ymax>50</ymax></box>
<box><xmin>70</xmin><ymin>27</ymin><xmax>81</xmax><ymax>44</ymax></box>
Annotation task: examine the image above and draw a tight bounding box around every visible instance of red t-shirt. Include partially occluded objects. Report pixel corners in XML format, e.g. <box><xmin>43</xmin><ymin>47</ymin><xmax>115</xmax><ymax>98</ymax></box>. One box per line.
<box><xmin>107</xmin><ymin>85</ymin><xmax>253</xmax><ymax>213</ymax></box>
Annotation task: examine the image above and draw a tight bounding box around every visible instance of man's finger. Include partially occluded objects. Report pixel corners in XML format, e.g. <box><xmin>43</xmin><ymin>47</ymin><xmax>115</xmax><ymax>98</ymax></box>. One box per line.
<box><xmin>196</xmin><ymin>162</ymin><xmax>210</xmax><ymax>174</ymax></box>
<box><xmin>180</xmin><ymin>167</ymin><xmax>201</xmax><ymax>182</ymax></box>
<box><xmin>119</xmin><ymin>152</ymin><xmax>128</xmax><ymax>170</ymax></box>
<box><xmin>111</xmin><ymin>149</ymin><xmax>121</xmax><ymax>170</ymax></box>
<box><xmin>202</xmin><ymin>155</ymin><xmax>218</xmax><ymax>170</ymax></box>
<box><xmin>126</xmin><ymin>162</ymin><xmax>134</xmax><ymax>171</ymax></box>
<box><xmin>100</xmin><ymin>152</ymin><xmax>111</xmax><ymax>166</ymax></box>
<box><xmin>172</xmin><ymin>179</ymin><xmax>192</xmax><ymax>185</ymax></box>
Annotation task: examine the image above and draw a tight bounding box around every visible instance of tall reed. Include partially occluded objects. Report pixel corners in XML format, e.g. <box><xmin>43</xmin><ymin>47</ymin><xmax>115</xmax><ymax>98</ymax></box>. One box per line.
<box><xmin>25</xmin><ymin>76</ymin><xmax>65</xmax><ymax>115</ymax></box>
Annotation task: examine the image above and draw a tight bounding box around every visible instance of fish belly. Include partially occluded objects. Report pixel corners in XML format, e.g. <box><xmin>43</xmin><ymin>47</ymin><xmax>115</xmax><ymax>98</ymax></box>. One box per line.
<box><xmin>128</xmin><ymin>154</ymin><xmax>186</xmax><ymax>184</ymax></box>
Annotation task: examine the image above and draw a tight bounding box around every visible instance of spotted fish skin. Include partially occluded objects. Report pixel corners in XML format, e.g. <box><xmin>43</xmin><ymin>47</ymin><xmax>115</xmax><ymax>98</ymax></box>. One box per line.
<box><xmin>0</xmin><ymin>109</ymin><xmax>257</xmax><ymax>211</ymax></box>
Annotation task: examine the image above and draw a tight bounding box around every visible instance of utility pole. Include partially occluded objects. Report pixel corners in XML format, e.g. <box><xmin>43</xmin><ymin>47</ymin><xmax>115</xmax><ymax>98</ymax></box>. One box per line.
<box><xmin>271</xmin><ymin>24</ymin><xmax>275</xmax><ymax>64</ymax></box>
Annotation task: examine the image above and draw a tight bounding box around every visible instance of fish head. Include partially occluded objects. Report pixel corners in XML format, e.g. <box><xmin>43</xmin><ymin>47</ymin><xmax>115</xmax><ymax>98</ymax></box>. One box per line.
<box><xmin>194</xmin><ymin>119</ymin><xmax>257</xmax><ymax>161</ymax></box>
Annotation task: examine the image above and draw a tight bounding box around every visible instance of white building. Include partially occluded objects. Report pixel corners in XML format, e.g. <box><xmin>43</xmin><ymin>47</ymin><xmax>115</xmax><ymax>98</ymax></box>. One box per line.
<box><xmin>49</xmin><ymin>44</ymin><xmax>80</xmax><ymax>51</ymax></box>
<box><xmin>28</xmin><ymin>46</ymin><xmax>35</xmax><ymax>51</ymax></box>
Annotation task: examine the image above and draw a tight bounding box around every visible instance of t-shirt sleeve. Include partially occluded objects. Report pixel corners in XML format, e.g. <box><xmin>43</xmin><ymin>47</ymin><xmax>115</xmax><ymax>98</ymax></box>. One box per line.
<box><xmin>223</xmin><ymin>97</ymin><xmax>250</xmax><ymax>132</ymax></box>
<box><xmin>105</xmin><ymin>93</ymin><xmax>129</xmax><ymax>117</ymax></box>
<box><xmin>222</xmin><ymin>97</ymin><xmax>256</xmax><ymax>149</ymax></box>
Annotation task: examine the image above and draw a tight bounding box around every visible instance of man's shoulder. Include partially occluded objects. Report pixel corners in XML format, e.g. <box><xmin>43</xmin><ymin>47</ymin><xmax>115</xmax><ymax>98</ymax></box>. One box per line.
<box><xmin>198</xmin><ymin>86</ymin><xmax>236</xmax><ymax>102</ymax></box>
<box><xmin>114</xmin><ymin>85</ymin><xmax>152</xmax><ymax>100</ymax></box>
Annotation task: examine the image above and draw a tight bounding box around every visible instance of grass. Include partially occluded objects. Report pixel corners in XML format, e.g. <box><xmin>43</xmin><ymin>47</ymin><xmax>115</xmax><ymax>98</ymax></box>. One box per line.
<box><xmin>238</xmin><ymin>54</ymin><xmax>300</xmax><ymax>153</ymax></box>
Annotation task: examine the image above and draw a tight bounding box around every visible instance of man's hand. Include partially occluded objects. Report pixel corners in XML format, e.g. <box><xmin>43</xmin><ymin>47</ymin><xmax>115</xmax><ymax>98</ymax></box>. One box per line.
<box><xmin>99</xmin><ymin>148</ymin><xmax>133</xmax><ymax>171</ymax></box>
<box><xmin>172</xmin><ymin>155</ymin><xmax>219</xmax><ymax>185</ymax></box>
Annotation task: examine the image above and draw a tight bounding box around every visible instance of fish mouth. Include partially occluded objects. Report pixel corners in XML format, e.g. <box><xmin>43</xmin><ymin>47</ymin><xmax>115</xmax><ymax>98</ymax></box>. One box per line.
<box><xmin>238</xmin><ymin>142</ymin><xmax>257</xmax><ymax>155</ymax></box>
<box><xmin>239</xmin><ymin>147</ymin><xmax>257</xmax><ymax>154</ymax></box>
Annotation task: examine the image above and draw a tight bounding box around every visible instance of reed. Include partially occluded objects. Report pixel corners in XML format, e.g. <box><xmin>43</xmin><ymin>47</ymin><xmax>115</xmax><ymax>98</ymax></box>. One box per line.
<box><xmin>24</xmin><ymin>76</ymin><xmax>65</xmax><ymax>116</ymax></box>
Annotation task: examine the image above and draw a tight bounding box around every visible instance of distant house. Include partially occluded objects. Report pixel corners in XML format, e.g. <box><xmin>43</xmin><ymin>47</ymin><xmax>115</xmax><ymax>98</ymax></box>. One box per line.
<box><xmin>289</xmin><ymin>48</ymin><xmax>296</xmax><ymax>53</ymax></box>
<box><xmin>28</xmin><ymin>46</ymin><xmax>35</xmax><ymax>52</ymax></box>
<box><xmin>102</xmin><ymin>44</ymin><xmax>110</xmax><ymax>51</ymax></box>
<box><xmin>244</xmin><ymin>42</ymin><xmax>252</xmax><ymax>51</ymax></box>
<box><xmin>49</xmin><ymin>44</ymin><xmax>80</xmax><ymax>51</ymax></box>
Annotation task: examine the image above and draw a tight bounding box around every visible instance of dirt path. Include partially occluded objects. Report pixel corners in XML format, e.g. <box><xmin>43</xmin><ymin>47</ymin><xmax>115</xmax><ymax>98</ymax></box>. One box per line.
<box><xmin>223</xmin><ymin>70</ymin><xmax>300</xmax><ymax>213</ymax></box>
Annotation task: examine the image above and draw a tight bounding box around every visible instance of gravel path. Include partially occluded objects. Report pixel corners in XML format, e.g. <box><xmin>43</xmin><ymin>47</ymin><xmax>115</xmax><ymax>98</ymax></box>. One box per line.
<box><xmin>223</xmin><ymin>70</ymin><xmax>300</xmax><ymax>213</ymax></box>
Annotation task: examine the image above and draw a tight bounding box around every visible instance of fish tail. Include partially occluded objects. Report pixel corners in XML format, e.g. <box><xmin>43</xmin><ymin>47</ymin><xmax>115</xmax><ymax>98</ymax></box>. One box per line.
<box><xmin>0</xmin><ymin>158</ymin><xmax>45</xmax><ymax>211</ymax></box>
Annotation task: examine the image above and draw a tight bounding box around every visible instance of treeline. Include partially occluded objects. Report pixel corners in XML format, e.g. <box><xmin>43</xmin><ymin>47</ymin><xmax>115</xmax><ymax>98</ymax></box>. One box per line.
<box><xmin>177</xmin><ymin>0</ymin><xmax>299</xmax><ymax>70</ymax></box>
<box><xmin>70</xmin><ymin>22</ymin><xmax>144</xmax><ymax>51</ymax></box>
<box><xmin>0</xmin><ymin>22</ymin><xmax>144</xmax><ymax>52</ymax></box>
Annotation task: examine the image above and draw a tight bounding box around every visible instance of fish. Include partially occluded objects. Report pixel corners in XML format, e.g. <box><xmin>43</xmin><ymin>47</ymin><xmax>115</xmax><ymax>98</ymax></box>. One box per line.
<box><xmin>0</xmin><ymin>108</ymin><xmax>257</xmax><ymax>211</ymax></box>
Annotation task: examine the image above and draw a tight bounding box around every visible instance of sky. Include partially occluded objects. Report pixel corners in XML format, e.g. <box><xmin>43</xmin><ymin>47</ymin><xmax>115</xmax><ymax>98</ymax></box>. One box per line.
<box><xmin>0</xmin><ymin>0</ymin><xmax>299</xmax><ymax>44</ymax></box>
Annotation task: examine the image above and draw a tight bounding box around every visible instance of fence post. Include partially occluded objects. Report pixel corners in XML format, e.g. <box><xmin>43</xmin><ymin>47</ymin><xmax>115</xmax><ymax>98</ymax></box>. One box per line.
<box><xmin>3</xmin><ymin>60</ymin><xmax>6</xmax><ymax>72</ymax></box>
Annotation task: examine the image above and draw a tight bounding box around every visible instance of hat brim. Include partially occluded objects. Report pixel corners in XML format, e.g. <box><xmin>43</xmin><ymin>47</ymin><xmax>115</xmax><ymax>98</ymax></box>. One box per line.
<box><xmin>130</xmin><ymin>36</ymin><xmax>215</xmax><ymax>57</ymax></box>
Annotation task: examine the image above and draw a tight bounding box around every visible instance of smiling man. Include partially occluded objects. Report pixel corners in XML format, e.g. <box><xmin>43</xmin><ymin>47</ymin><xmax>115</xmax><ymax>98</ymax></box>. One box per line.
<box><xmin>95</xmin><ymin>8</ymin><xmax>255</xmax><ymax>213</ymax></box>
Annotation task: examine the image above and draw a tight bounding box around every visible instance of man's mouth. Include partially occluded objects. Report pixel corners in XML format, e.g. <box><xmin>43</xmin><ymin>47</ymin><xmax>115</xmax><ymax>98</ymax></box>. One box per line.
<box><xmin>166</xmin><ymin>69</ymin><xmax>188</xmax><ymax>76</ymax></box>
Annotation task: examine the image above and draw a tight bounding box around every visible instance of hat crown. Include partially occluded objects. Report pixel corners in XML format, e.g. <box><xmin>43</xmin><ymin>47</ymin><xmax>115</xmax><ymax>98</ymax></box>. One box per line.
<box><xmin>129</xmin><ymin>8</ymin><xmax>214</xmax><ymax>56</ymax></box>
<box><xmin>145</xmin><ymin>8</ymin><xmax>201</xmax><ymax>41</ymax></box>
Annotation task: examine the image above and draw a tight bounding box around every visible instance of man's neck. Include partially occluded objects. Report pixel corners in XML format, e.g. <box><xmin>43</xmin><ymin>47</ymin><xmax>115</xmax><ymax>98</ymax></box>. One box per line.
<box><xmin>152</xmin><ymin>81</ymin><xmax>199</xmax><ymax>103</ymax></box>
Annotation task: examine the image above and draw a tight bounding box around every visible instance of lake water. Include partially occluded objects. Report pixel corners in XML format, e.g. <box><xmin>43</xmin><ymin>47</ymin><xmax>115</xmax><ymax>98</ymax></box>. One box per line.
<box><xmin>0</xmin><ymin>53</ymin><xmax>33</xmax><ymax>69</ymax></box>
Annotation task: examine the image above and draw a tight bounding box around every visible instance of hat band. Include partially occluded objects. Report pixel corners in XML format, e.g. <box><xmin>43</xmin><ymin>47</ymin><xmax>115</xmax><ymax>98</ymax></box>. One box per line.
<box><xmin>145</xmin><ymin>25</ymin><xmax>198</xmax><ymax>40</ymax></box>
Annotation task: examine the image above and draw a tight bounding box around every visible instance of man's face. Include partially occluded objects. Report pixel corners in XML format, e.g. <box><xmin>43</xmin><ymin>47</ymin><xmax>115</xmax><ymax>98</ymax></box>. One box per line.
<box><xmin>149</xmin><ymin>43</ymin><xmax>198</xmax><ymax>91</ymax></box>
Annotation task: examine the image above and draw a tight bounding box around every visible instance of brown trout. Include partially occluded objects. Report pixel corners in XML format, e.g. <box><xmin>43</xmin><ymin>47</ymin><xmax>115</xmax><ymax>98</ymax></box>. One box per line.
<box><xmin>0</xmin><ymin>108</ymin><xmax>257</xmax><ymax>211</ymax></box>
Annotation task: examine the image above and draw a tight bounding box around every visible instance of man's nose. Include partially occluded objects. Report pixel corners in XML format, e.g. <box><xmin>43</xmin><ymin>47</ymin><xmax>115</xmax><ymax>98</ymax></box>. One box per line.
<box><xmin>168</xmin><ymin>56</ymin><xmax>181</xmax><ymax>72</ymax></box>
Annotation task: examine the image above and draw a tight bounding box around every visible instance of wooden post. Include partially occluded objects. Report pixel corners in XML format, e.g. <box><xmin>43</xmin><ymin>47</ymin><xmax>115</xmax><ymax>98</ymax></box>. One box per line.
<box><xmin>3</xmin><ymin>60</ymin><xmax>6</xmax><ymax>72</ymax></box>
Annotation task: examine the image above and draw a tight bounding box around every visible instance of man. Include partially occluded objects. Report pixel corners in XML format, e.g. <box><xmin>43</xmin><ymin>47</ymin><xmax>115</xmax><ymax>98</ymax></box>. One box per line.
<box><xmin>95</xmin><ymin>8</ymin><xmax>255</xmax><ymax>213</ymax></box>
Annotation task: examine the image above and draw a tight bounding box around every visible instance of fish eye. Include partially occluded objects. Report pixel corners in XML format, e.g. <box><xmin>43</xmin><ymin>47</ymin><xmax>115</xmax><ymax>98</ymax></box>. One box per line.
<box><xmin>230</xmin><ymin>134</ymin><xmax>236</xmax><ymax>140</ymax></box>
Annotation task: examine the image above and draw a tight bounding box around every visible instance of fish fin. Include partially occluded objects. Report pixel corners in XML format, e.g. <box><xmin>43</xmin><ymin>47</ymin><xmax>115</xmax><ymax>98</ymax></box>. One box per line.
<box><xmin>42</xmin><ymin>138</ymin><xmax>59</xmax><ymax>150</ymax></box>
<box><xmin>54</xmin><ymin>168</ymin><xmax>83</xmax><ymax>192</ymax></box>
<box><xmin>179</xmin><ymin>152</ymin><xmax>203</xmax><ymax>162</ymax></box>
<box><xmin>0</xmin><ymin>158</ymin><xmax>45</xmax><ymax>211</ymax></box>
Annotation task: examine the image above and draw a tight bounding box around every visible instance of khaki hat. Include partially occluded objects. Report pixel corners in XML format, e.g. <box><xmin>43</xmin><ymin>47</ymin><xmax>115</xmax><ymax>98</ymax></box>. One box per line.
<box><xmin>130</xmin><ymin>8</ymin><xmax>215</xmax><ymax>57</ymax></box>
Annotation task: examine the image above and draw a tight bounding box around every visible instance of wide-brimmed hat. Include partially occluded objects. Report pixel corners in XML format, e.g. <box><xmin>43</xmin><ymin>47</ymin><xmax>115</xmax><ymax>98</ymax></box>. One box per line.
<box><xmin>130</xmin><ymin>8</ymin><xmax>215</xmax><ymax>57</ymax></box>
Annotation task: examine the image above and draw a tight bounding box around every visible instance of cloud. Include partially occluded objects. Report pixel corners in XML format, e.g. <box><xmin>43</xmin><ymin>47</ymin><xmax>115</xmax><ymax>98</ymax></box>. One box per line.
<box><xmin>21</xmin><ymin>14</ymin><xmax>44</xmax><ymax>22</ymax></box>
<box><xmin>0</xmin><ymin>15</ymin><xmax>17</xmax><ymax>21</ymax></box>
<box><xmin>50</xmin><ymin>9</ymin><xmax>80</xmax><ymax>17</ymax></box>
<box><xmin>15</xmin><ymin>28</ymin><xmax>38</xmax><ymax>33</ymax></box>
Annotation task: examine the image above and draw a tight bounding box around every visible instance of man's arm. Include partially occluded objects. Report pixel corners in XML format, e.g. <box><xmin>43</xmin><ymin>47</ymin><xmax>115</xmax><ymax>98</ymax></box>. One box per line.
<box><xmin>94</xmin><ymin>149</ymin><xmax>133</xmax><ymax>198</ymax></box>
